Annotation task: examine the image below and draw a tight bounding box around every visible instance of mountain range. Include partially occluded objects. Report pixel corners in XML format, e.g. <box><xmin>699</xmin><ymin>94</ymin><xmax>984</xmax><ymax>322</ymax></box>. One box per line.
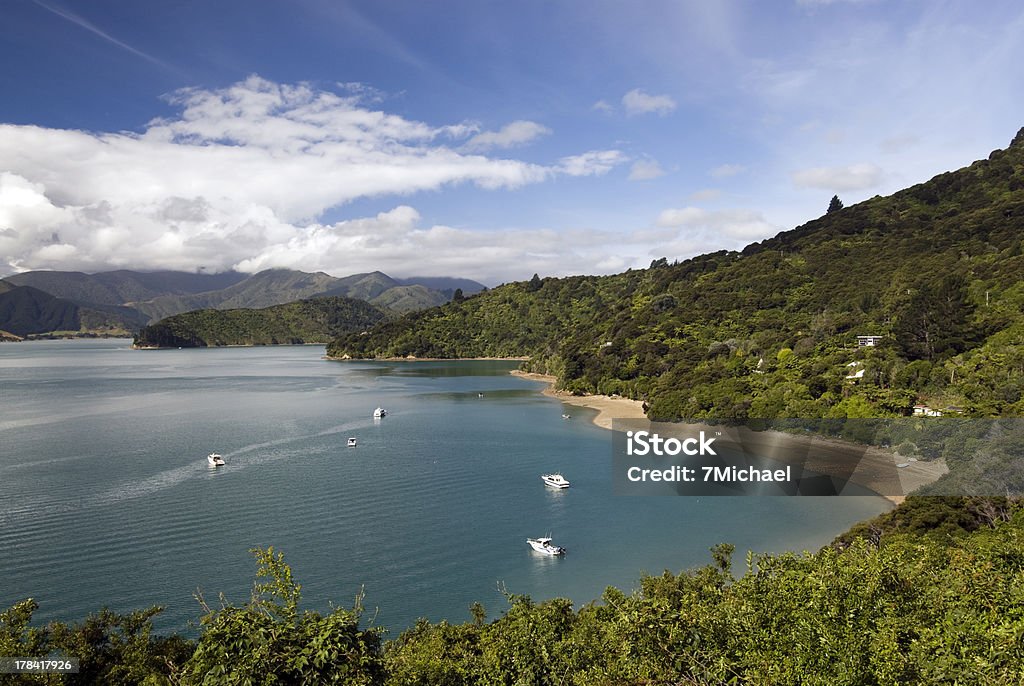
<box><xmin>0</xmin><ymin>269</ymin><xmax>485</xmax><ymax>338</ymax></box>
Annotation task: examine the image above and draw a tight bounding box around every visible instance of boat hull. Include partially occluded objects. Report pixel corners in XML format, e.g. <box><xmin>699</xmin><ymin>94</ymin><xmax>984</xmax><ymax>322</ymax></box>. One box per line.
<box><xmin>526</xmin><ymin>538</ymin><xmax>566</xmax><ymax>555</ymax></box>
<box><xmin>541</xmin><ymin>474</ymin><xmax>570</xmax><ymax>489</ymax></box>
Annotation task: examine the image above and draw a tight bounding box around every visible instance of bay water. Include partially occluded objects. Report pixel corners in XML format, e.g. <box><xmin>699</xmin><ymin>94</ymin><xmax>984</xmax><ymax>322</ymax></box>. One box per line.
<box><xmin>0</xmin><ymin>339</ymin><xmax>888</xmax><ymax>635</ymax></box>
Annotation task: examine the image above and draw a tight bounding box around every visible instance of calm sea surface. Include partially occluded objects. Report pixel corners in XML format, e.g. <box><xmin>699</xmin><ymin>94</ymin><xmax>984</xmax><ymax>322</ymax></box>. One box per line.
<box><xmin>0</xmin><ymin>339</ymin><xmax>889</xmax><ymax>635</ymax></box>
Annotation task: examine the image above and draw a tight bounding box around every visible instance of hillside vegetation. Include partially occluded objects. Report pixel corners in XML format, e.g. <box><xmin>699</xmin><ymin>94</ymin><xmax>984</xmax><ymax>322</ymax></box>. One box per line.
<box><xmin>132</xmin><ymin>296</ymin><xmax>386</xmax><ymax>348</ymax></box>
<box><xmin>329</xmin><ymin>129</ymin><xmax>1024</xmax><ymax>420</ymax></box>
<box><xmin>0</xmin><ymin>283</ymin><xmax>146</xmax><ymax>336</ymax></box>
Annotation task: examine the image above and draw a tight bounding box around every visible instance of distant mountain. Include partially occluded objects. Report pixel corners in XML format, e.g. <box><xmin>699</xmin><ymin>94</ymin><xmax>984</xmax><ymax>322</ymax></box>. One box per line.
<box><xmin>132</xmin><ymin>296</ymin><xmax>387</xmax><ymax>348</ymax></box>
<box><xmin>396</xmin><ymin>276</ymin><xmax>486</xmax><ymax>297</ymax></box>
<box><xmin>319</xmin><ymin>271</ymin><xmax>402</xmax><ymax>301</ymax></box>
<box><xmin>0</xmin><ymin>281</ymin><xmax>145</xmax><ymax>336</ymax></box>
<box><xmin>5</xmin><ymin>270</ymin><xmax>248</xmax><ymax>307</ymax></box>
<box><xmin>132</xmin><ymin>269</ymin><xmax>344</xmax><ymax>321</ymax></box>
<box><xmin>368</xmin><ymin>284</ymin><xmax>448</xmax><ymax>312</ymax></box>
<box><xmin>5</xmin><ymin>268</ymin><xmax>481</xmax><ymax>333</ymax></box>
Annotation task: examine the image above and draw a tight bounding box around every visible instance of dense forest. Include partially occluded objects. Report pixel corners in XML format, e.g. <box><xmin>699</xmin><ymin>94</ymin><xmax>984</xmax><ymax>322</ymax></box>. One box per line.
<box><xmin>328</xmin><ymin>129</ymin><xmax>1024</xmax><ymax>423</ymax></box>
<box><xmin>132</xmin><ymin>296</ymin><xmax>387</xmax><ymax>348</ymax></box>
<box><xmin>3</xmin><ymin>498</ymin><xmax>1022</xmax><ymax>685</ymax></box>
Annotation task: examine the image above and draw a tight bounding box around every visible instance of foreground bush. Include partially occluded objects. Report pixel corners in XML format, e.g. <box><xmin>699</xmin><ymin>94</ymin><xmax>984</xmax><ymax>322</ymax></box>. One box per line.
<box><xmin>4</xmin><ymin>507</ymin><xmax>1024</xmax><ymax>685</ymax></box>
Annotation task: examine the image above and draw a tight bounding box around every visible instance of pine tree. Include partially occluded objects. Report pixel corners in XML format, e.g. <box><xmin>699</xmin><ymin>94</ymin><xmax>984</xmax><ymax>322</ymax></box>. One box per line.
<box><xmin>827</xmin><ymin>195</ymin><xmax>844</xmax><ymax>213</ymax></box>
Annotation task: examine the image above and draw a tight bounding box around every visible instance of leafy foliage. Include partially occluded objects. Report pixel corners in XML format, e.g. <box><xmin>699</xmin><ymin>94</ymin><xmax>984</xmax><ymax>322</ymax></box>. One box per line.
<box><xmin>180</xmin><ymin>548</ymin><xmax>385</xmax><ymax>685</ymax></box>
<box><xmin>0</xmin><ymin>600</ymin><xmax>192</xmax><ymax>685</ymax></box>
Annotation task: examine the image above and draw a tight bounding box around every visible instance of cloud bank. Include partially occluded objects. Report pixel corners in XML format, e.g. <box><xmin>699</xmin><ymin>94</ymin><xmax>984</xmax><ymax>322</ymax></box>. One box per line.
<box><xmin>0</xmin><ymin>76</ymin><xmax>630</xmax><ymax>281</ymax></box>
<box><xmin>622</xmin><ymin>89</ymin><xmax>677</xmax><ymax>116</ymax></box>
<box><xmin>791</xmin><ymin>163</ymin><xmax>883</xmax><ymax>191</ymax></box>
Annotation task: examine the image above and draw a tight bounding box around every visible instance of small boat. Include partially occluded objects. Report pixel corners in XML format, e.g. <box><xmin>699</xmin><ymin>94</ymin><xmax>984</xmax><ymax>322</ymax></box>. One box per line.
<box><xmin>562</xmin><ymin>414</ymin><xmax>571</xmax><ymax>419</ymax></box>
<box><xmin>373</xmin><ymin>407</ymin><xmax>387</xmax><ymax>418</ymax></box>
<box><xmin>478</xmin><ymin>393</ymin><xmax>484</xmax><ymax>398</ymax></box>
<box><xmin>527</xmin><ymin>537</ymin><xmax>566</xmax><ymax>555</ymax></box>
<box><xmin>347</xmin><ymin>437</ymin><xmax>357</xmax><ymax>447</ymax></box>
<box><xmin>207</xmin><ymin>453</ymin><xmax>225</xmax><ymax>466</ymax></box>
<box><xmin>541</xmin><ymin>473</ymin><xmax>570</xmax><ymax>489</ymax></box>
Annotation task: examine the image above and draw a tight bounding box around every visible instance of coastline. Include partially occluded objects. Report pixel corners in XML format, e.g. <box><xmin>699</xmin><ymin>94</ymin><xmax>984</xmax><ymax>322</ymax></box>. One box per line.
<box><xmin>509</xmin><ymin>370</ymin><xmax>646</xmax><ymax>429</ymax></box>
<box><xmin>328</xmin><ymin>355</ymin><xmax>530</xmax><ymax>361</ymax></box>
<box><xmin>509</xmin><ymin>370</ymin><xmax>945</xmax><ymax>505</ymax></box>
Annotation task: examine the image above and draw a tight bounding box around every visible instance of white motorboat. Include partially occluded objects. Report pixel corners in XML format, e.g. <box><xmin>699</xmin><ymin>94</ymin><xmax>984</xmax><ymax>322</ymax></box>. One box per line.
<box><xmin>207</xmin><ymin>453</ymin><xmax>225</xmax><ymax>466</ymax></box>
<box><xmin>541</xmin><ymin>473</ymin><xmax>570</xmax><ymax>489</ymax></box>
<box><xmin>373</xmin><ymin>407</ymin><xmax>387</xmax><ymax>418</ymax></box>
<box><xmin>562</xmin><ymin>414</ymin><xmax>571</xmax><ymax>419</ymax></box>
<box><xmin>527</xmin><ymin>537</ymin><xmax>566</xmax><ymax>555</ymax></box>
<box><xmin>347</xmin><ymin>437</ymin><xmax>358</xmax><ymax>447</ymax></box>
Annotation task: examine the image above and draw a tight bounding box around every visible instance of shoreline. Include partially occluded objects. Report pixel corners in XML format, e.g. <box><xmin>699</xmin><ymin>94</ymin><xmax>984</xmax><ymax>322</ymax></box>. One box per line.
<box><xmin>328</xmin><ymin>355</ymin><xmax>530</xmax><ymax>361</ymax></box>
<box><xmin>509</xmin><ymin>370</ymin><xmax>945</xmax><ymax>505</ymax></box>
<box><xmin>509</xmin><ymin>370</ymin><xmax>647</xmax><ymax>429</ymax></box>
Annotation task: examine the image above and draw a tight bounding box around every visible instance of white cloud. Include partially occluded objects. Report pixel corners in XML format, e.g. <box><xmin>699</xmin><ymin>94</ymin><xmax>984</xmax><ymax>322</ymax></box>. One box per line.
<box><xmin>592</xmin><ymin>99</ymin><xmax>614</xmax><ymax>113</ymax></box>
<box><xmin>461</xmin><ymin>120</ymin><xmax>551</xmax><ymax>152</ymax></box>
<box><xmin>0</xmin><ymin>172</ymin><xmax>71</xmax><ymax>232</ymax></box>
<box><xmin>557</xmin><ymin>150</ymin><xmax>628</xmax><ymax>177</ymax></box>
<box><xmin>646</xmin><ymin>205</ymin><xmax>781</xmax><ymax>264</ymax></box>
<box><xmin>791</xmin><ymin>163</ymin><xmax>883</xmax><ymax>191</ymax></box>
<box><xmin>689</xmin><ymin>188</ymin><xmax>722</xmax><ymax>202</ymax></box>
<box><xmin>710</xmin><ymin>163</ymin><xmax>746</xmax><ymax>178</ymax></box>
<box><xmin>0</xmin><ymin>76</ymin><xmax>628</xmax><ymax>278</ymax></box>
<box><xmin>879</xmin><ymin>134</ymin><xmax>920</xmax><ymax>153</ymax></box>
<box><xmin>656</xmin><ymin>206</ymin><xmax>779</xmax><ymax>240</ymax></box>
<box><xmin>622</xmin><ymin>89</ymin><xmax>677</xmax><ymax>116</ymax></box>
<box><xmin>628</xmin><ymin>158</ymin><xmax>666</xmax><ymax>181</ymax></box>
<box><xmin>231</xmin><ymin>205</ymin><xmax>649</xmax><ymax>283</ymax></box>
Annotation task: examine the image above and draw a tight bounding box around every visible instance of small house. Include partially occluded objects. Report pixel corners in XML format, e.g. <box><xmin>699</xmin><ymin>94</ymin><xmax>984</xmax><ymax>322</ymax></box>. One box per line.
<box><xmin>913</xmin><ymin>404</ymin><xmax>942</xmax><ymax>417</ymax></box>
<box><xmin>856</xmin><ymin>335</ymin><xmax>884</xmax><ymax>347</ymax></box>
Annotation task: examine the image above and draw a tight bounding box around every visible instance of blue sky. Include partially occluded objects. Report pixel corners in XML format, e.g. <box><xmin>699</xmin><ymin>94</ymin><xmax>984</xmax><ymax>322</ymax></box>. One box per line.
<box><xmin>1</xmin><ymin>0</ymin><xmax>1022</xmax><ymax>283</ymax></box>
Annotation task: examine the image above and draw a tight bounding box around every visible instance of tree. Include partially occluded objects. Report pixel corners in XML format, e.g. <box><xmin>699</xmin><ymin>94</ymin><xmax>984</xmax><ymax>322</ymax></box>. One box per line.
<box><xmin>181</xmin><ymin>547</ymin><xmax>385</xmax><ymax>685</ymax></box>
<box><xmin>827</xmin><ymin>195</ymin><xmax>844</xmax><ymax>213</ymax></box>
<box><xmin>0</xmin><ymin>599</ymin><xmax>191</xmax><ymax>685</ymax></box>
<box><xmin>526</xmin><ymin>274</ymin><xmax>542</xmax><ymax>292</ymax></box>
<box><xmin>452</xmin><ymin>288</ymin><xmax>465</xmax><ymax>303</ymax></box>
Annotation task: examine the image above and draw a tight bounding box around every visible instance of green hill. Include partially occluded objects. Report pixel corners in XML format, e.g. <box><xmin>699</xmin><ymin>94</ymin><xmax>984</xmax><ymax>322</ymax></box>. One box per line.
<box><xmin>328</xmin><ymin>128</ymin><xmax>1024</xmax><ymax>420</ymax></box>
<box><xmin>132</xmin><ymin>296</ymin><xmax>387</xmax><ymax>348</ymax></box>
<box><xmin>368</xmin><ymin>284</ymin><xmax>448</xmax><ymax>312</ymax></box>
<box><xmin>0</xmin><ymin>282</ymin><xmax>145</xmax><ymax>336</ymax></box>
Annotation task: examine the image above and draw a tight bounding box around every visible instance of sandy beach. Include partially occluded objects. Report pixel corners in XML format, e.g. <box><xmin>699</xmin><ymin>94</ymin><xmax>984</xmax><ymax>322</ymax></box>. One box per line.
<box><xmin>509</xmin><ymin>370</ymin><xmax>945</xmax><ymax>504</ymax></box>
<box><xmin>509</xmin><ymin>371</ymin><xmax>647</xmax><ymax>429</ymax></box>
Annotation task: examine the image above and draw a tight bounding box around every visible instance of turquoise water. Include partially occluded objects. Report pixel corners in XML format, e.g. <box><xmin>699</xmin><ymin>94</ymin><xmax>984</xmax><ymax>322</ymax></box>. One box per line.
<box><xmin>0</xmin><ymin>339</ymin><xmax>889</xmax><ymax>635</ymax></box>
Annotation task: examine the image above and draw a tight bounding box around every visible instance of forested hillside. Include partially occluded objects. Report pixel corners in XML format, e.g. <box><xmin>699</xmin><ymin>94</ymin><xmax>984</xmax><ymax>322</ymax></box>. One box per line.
<box><xmin>0</xmin><ymin>282</ymin><xmax>146</xmax><ymax>336</ymax></box>
<box><xmin>329</xmin><ymin>129</ymin><xmax>1024</xmax><ymax>420</ymax></box>
<box><xmin>133</xmin><ymin>296</ymin><xmax>386</xmax><ymax>348</ymax></box>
